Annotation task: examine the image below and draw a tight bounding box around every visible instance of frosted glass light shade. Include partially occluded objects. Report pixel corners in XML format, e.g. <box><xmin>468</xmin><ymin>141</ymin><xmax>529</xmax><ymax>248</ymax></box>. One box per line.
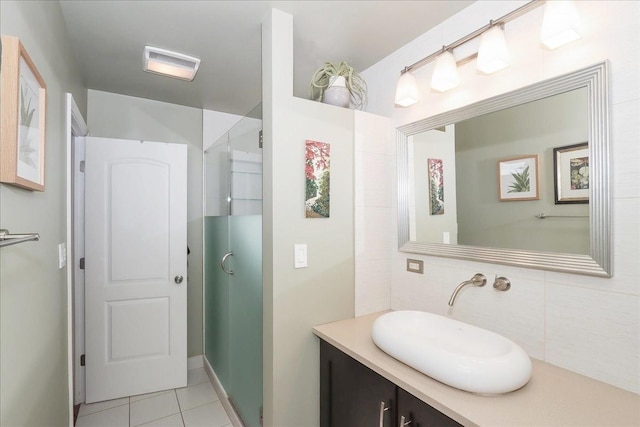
<box><xmin>143</xmin><ymin>46</ymin><xmax>200</xmax><ymax>81</ymax></box>
<box><xmin>541</xmin><ymin>0</ymin><xmax>581</xmax><ymax>49</ymax></box>
<box><xmin>431</xmin><ymin>51</ymin><xmax>459</xmax><ymax>92</ymax></box>
<box><xmin>395</xmin><ymin>71</ymin><xmax>419</xmax><ymax>107</ymax></box>
<box><xmin>477</xmin><ymin>26</ymin><xmax>510</xmax><ymax>74</ymax></box>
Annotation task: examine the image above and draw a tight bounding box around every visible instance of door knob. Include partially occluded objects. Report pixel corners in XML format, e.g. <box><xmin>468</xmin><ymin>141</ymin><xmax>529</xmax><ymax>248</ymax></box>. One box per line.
<box><xmin>174</xmin><ymin>275</ymin><xmax>184</xmax><ymax>284</ymax></box>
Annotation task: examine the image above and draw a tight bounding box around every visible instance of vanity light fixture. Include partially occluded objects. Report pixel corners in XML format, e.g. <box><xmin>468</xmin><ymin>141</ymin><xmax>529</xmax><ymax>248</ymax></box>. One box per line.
<box><xmin>476</xmin><ymin>24</ymin><xmax>510</xmax><ymax>74</ymax></box>
<box><xmin>540</xmin><ymin>0</ymin><xmax>581</xmax><ymax>49</ymax></box>
<box><xmin>394</xmin><ymin>68</ymin><xmax>420</xmax><ymax>107</ymax></box>
<box><xmin>393</xmin><ymin>0</ymin><xmax>582</xmax><ymax>107</ymax></box>
<box><xmin>430</xmin><ymin>49</ymin><xmax>459</xmax><ymax>92</ymax></box>
<box><xmin>143</xmin><ymin>46</ymin><xmax>201</xmax><ymax>81</ymax></box>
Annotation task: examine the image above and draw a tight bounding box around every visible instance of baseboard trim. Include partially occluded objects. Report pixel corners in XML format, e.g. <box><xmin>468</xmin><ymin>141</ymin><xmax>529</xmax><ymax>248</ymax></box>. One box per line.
<box><xmin>188</xmin><ymin>355</ymin><xmax>204</xmax><ymax>370</ymax></box>
<box><xmin>203</xmin><ymin>357</ymin><xmax>245</xmax><ymax>427</ymax></box>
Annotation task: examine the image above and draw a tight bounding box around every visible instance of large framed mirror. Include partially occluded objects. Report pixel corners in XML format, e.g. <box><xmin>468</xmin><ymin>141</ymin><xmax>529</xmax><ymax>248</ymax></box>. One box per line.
<box><xmin>397</xmin><ymin>61</ymin><xmax>611</xmax><ymax>277</ymax></box>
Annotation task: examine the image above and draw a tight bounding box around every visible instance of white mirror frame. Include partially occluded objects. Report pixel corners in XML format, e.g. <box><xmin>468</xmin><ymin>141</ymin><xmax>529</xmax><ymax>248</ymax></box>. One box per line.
<box><xmin>397</xmin><ymin>61</ymin><xmax>611</xmax><ymax>277</ymax></box>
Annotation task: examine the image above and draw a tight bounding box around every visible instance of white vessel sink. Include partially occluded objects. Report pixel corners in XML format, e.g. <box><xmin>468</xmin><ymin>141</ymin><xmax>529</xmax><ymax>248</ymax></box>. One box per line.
<box><xmin>372</xmin><ymin>310</ymin><xmax>532</xmax><ymax>394</ymax></box>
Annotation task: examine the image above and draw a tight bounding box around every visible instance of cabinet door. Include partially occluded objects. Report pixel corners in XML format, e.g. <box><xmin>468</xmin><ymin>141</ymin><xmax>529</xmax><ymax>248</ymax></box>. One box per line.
<box><xmin>397</xmin><ymin>388</ymin><xmax>462</xmax><ymax>427</ymax></box>
<box><xmin>320</xmin><ymin>340</ymin><xmax>396</xmax><ymax>427</ymax></box>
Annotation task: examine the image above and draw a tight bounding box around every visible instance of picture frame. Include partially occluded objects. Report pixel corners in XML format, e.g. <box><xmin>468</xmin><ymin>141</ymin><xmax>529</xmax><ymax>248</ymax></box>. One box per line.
<box><xmin>1</xmin><ymin>35</ymin><xmax>47</xmax><ymax>191</ymax></box>
<box><xmin>497</xmin><ymin>155</ymin><xmax>539</xmax><ymax>201</ymax></box>
<box><xmin>304</xmin><ymin>140</ymin><xmax>330</xmax><ymax>218</ymax></box>
<box><xmin>427</xmin><ymin>158</ymin><xmax>444</xmax><ymax>215</ymax></box>
<box><xmin>553</xmin><ymin>142</ymin><xmax>589</xmax><ymax>204</ymax></box>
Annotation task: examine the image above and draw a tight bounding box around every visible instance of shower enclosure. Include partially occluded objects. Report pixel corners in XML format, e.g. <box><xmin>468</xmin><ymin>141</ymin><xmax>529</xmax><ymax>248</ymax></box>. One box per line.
<box><xmin>204</xmin><ymin>104</ymin><xmax>262</xmax><ymax>426</ymax></box>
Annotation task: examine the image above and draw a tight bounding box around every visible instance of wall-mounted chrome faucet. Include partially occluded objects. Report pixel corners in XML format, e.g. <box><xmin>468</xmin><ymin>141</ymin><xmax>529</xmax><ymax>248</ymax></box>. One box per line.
<box><xmin>493</xmin><ymin>275</ymin><xmax>511</xmax><ymax>291</ymax></box>
<box><xmin>448</xmin><ymin>273</ymin><xmax>487</xmax><ymax>306</ymax></box>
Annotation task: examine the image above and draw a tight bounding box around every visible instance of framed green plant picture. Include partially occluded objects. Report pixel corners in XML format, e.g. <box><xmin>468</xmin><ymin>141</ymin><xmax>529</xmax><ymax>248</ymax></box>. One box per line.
<box><xmin>0</xmin><ymin>35</ymin><xmax>47</xmax><ymax>191</ymax></box>
<box><xmin>497</xmin><ymin>155</ymin><xmax>539</xmax><ymax>201</ymax></box>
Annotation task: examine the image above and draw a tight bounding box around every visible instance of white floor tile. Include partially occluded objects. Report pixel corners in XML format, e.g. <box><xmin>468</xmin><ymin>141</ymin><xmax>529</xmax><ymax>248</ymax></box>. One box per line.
<box><xmin>77</xmin><ymin>366</ymin><xmax>234</xmax><ymax>427</ymax></box>
<box><xmin>176</xmin><ymin>381</ymin><xmax>219</xmax><ymax>412</ymax></box>
<box><xmin>130</xmin><ymin>390</ymin><xmax>180</xmax><ymax>426</ymax></box>
<box><xmin>187</xmin><ymin>368</ymin><xmax>210</xmax><ymax>386</ymax></box>
<box><xmin>138</xmin><ymin>413</ymin><xmax>185</xmax><ymax>427</ymax></box>
<box><xmin>79</xmin><ymin>397</ymin><xmax>129</xmax><ymax>417</ymax></box>
<box><xmin>182</xmin><ymin>401</ymin><xmax>231</xmax><ymax>427</ymax></box>
<box><xmin>130</xmin><ymin>389</ymin><xmax>173</xmax><ymax>403</ymax></box>
<box><xmin>76</xmin><ymin>404</ymin><xmax>129</xmax><ymax>427</ymax></box>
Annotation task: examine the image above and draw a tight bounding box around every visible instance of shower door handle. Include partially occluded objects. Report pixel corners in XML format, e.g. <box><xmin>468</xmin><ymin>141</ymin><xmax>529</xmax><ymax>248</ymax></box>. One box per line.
<box><xmin>221</xmin><ymin>251</ymin><xmax>234</xmax><ymax>275</ymax></box>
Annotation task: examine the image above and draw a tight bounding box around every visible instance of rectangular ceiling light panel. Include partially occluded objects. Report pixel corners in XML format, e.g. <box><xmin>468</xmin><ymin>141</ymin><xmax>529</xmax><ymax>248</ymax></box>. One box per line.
<box><xmin>143</xmin><ymin>46</ymin><xmax>200</xmax><ymax>81</ymax></box>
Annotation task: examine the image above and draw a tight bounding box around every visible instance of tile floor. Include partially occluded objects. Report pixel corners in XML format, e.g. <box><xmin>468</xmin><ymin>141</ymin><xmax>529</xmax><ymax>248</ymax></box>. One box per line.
<box><xmin>76</xmin><ymin>367</ymin><xmax>232</xmax><ymax>427</ymax></box>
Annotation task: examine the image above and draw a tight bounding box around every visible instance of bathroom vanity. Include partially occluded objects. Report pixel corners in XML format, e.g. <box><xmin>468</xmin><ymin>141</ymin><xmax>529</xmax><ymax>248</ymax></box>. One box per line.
<box><xmin>313</xmin><ymin>311</ymin><xmax>640</xmax><ymax>427</ymax></box>
<box><xmin>320</xmin><ymin>339</ymin><xmax>461</xmax><ymax>426</ymax></box>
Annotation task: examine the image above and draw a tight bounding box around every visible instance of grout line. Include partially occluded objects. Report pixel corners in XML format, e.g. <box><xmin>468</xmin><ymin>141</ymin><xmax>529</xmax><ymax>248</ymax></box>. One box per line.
<box><xmin>175</xmin><ymin>389</ymin><xmax>186</xmax><ymax>427</ymax></box>
<box><xmin>77</xmin><ymin>400</ymin><xmax>130</xmax><ymax>419</ymax></box>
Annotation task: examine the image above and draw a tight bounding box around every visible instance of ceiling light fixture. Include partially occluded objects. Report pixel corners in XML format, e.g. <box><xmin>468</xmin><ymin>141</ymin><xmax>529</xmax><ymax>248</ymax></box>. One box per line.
<box><xmin>430</xmin><ymin>49</ymin><xmax>459</xmax><ymax>92</ymax></box>
<box><xmin>394</xmin><ymin>0</ymin><xmax>581</xmax><ymax>107</ymax></box>
<box><xmin>394</xmin><ymin>68</ymin><xmax>420</xmax><ymax>107</ymax></box>
<box><xmin>143</xmin><ymin>46</ymin><xmax>201</xmax><ymax>81</ymax></box>
<box><xmin>540</xmin><ymin>0</ymin><xmax>581</xmax><ymax>49</ymax></box>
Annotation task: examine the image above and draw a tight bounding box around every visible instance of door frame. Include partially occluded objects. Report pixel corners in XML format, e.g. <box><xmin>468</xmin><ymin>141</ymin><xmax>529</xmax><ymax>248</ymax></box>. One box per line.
<box><xmin>66</xmin><ymin>93</ymin><xmax>88</xmax><ymax>419</ymax></box>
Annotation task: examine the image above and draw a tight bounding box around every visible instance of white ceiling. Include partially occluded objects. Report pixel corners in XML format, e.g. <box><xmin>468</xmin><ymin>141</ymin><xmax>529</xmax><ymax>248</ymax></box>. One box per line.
<box><xmin>59</xmin><ymin>1</ymin><xmax>473</xmax><ymax>116</ymax></box>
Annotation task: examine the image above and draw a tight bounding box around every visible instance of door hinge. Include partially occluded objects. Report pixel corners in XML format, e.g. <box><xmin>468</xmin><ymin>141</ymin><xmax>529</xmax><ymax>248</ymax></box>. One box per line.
<box><xmin>79</xmin><ymin>160</ymin><xmax>85</xmax><ymax>172</ymax></box>
<box><xmin>80</xmin><ymin>354</ymin><xmax>85</xmax><ymax>366</ymax></box>
<box><xmin>258</xmin><ymin>130</ymin><xmax>263</xmax><ymax>149</ymax></box>
<box><xmin>79</xmin><ymin>257</ymin><xmax>85</xmax><ymax>270</ymax></box>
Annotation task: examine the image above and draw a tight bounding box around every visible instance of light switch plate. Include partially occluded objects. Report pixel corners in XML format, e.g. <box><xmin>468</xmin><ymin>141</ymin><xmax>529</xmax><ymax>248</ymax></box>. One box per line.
<box><xmin>58</xmin><ymin>242</ymin><xmax>67</xmax><ymax>269</ymax></box>
<box><xmin>294</xmin><ymin>244</ymin><xmax>307</xmax><ymax>268</ymax></box>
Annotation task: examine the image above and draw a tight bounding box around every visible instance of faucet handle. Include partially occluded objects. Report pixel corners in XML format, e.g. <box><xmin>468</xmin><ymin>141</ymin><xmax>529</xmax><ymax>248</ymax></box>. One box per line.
<box><xmin>471</xmin><ymin>273</ymin><xmax>487</xmax><ymax>287</ymax></box>
<box><xmin>493</xmin><ymin>275</ymin><xmax>511</xmax><ymax>291</ymax></box>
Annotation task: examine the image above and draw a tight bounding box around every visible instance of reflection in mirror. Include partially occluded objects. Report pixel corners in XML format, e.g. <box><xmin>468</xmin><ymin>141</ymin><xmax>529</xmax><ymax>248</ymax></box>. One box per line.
<box><xmin>398</xmin><ymin>62</ymin><xmax>611</xmax><ymax>277</ymax></box>
<box><xmin>409</xmin><ymin>88</ymin><xmax>589</xmax><ymax>255</ymax></box>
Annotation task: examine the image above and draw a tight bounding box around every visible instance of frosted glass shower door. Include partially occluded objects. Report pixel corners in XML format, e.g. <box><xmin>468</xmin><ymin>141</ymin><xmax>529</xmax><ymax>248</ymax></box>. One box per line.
<box><xmin>204</xmin><ymin>104</ymin><xmax>262</xmax><ymax>427</ymax></box>
<box><xmin>228</xmin><ymin>215</ymin><xmax>262</xmax><ymax>426</ymax></box>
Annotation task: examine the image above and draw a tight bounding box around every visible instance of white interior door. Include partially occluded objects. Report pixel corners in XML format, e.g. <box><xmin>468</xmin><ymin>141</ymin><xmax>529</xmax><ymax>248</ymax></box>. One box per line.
<box><xmin>84</xmin><ymin>136</ymin><xmax>187</xmax><ymax>403</ymax></box>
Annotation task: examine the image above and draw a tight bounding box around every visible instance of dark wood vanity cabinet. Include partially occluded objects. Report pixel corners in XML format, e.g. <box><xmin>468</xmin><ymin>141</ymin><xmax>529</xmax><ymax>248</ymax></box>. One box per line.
<box><xmin>320</xmin><ymin>340</ymin><xmax>462</xmax><ymax>427</ymax></box>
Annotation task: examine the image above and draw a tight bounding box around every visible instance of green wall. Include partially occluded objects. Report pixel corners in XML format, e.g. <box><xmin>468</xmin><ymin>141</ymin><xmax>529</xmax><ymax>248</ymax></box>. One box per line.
<box><xmin>455</xmin><ymin>88</ymin><xmax>589</xmax><ymax>254</ymax></box>
<box><xmin>0</xmin><ymin>1</ymin><xmax>87</xmax><ymax>425</ymax></box>
<box><xmin>262</xmin><ymin>10</ymin><xmax>356</xmax><ymax>426</ymax></box>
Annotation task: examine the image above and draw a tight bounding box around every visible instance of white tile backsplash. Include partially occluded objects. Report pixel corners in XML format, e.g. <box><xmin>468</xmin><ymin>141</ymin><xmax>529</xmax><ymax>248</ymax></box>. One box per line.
<box><xmin>356</xmin><ymin>0</ymin><xmax>640</xmax><ymax>394</ymax></box>
<box><xmin>355</xmin><ymin>259</ymin><xmax>391</xmax><ymax>316</ymax></box>
<box><xmin>354</xmin><ymin>207</ymin><xmax>392</xmax><ymax>261</ymax></box>
<box><xmin>612</xmin><ymin>100</ymin><xmax>640</xmax><ymax>200</ymax></box>
<box><xmin>545</xmin><ymin>284</ymin><xmax>640</xmax><ymax>393</ymax></box>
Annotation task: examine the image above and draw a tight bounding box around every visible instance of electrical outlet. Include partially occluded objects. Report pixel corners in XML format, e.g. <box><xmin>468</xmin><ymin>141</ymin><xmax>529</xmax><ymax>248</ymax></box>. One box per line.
<box><xmin>406</xmin><ymin>258</ymin><xmax>424</xmax><ymax>274</ymax></box>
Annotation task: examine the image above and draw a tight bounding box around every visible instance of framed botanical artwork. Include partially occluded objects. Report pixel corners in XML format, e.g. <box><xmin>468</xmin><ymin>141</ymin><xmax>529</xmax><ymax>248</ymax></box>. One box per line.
<box><xmin>497</xmin><ymin>155</ymin><xmax>540</xmax><ymax>201</ymax></box>
<box><xmin>0</xmin><ymin>35</ymin><xmax>47</xmax><ymax>191</ymax></box>
<box><xmin>427</xmin><ymin>158</ymin><xmax>444</xmax><ymax>215</ymax></box>
<box><xmin>553</xmin><ymin>142</ymin><xmax>589</xmax><ymax>204</ymax></box>
<box><xmin>304</xmin><ymin>140</ymin><xmax>330</xmax><ymax>218</ymax></box>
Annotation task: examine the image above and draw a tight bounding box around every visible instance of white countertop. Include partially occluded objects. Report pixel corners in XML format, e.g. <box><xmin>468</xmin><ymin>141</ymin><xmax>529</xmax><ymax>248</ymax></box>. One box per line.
<box><xmin>313</xmin><ymin>311</ymin><xmax>640</xmax><ymax>427</ymax></box>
